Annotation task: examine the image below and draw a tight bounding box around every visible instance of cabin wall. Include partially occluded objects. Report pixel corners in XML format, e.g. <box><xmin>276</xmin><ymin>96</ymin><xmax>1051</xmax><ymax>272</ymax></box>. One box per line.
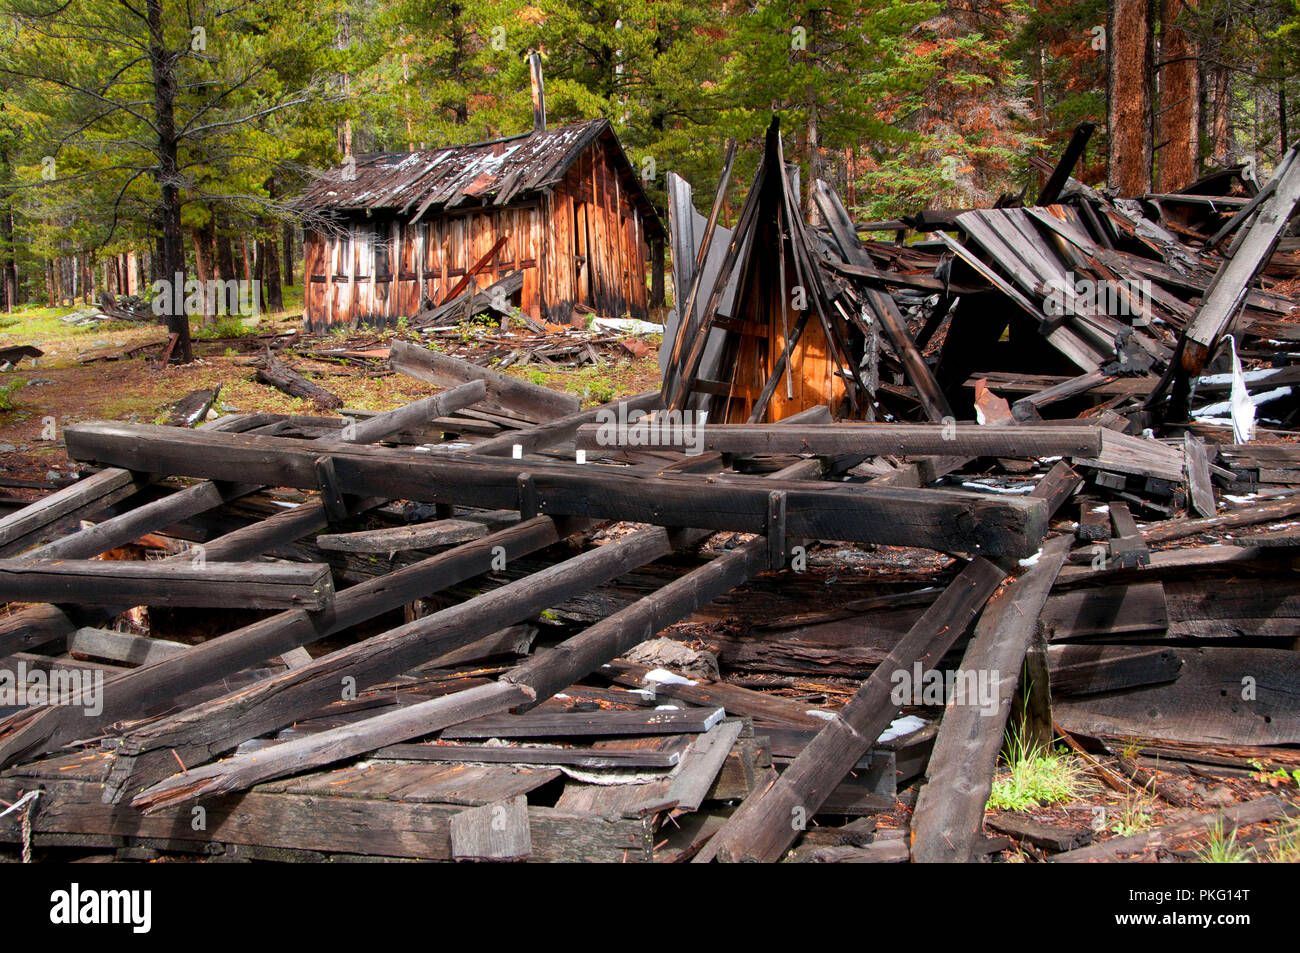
<box><xmin>302</xmin><ymin>143</ymin><xmax>652</xmax><ymax>331</ymax></box>
<box><xmin>303</xmin><ymin>204</ymin><xmax>543</xmax><ymax>331</ymax></box>
<box><xmin>542</xmin><ymin>141</ymin><xmax>650</xmax><ymax>325</ymax></box>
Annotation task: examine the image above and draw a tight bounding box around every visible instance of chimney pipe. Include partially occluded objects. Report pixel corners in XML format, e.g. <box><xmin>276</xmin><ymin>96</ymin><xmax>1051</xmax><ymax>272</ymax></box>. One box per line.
<box><xmin>528</xmin><ymin>52</ymin><xmax>546</xmax><ymax>134</ymax></box>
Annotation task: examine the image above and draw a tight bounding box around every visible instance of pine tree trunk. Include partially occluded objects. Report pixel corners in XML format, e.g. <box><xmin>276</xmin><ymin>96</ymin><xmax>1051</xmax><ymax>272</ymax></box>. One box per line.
<box><xmin>1208</xmin><ymin>60</ymin><xmax>1233</xmax><ymax>165</ymax></box>
<box><xmin>1107</xmin><ymin>0</ymin><xmax>1154</xmax><ymax>195</ymax></box>
<box><xmin>214</xmin><ymin>216</ymin><xmax>236</xmax><ymax>283</ymax></box>
<box><xmin>262</xmin><ymin>235</ymin><xmax>283</xmax><ymax>312</ymax></box>
<box><xmin>147</xmin><ymin>0</ymin><xmax>192</xmax><ymax>362</ymax></box>
<box><xmin>191</xmin><ymin>224</ymin><xmax>215</xmax><ymax>324</ymax></box>
<box><xmin>282</xmin><ymin>221</ymin><xmax>295</xmax><ymax>287</ymax></box>
<box><xmin>1</xmin><ymin>207</ymin><xmax>15</xmax><ymax>312</ymax></box>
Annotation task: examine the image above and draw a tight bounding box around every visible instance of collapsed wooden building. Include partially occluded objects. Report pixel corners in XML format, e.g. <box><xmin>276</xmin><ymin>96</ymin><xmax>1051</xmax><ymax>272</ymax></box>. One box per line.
<box><xmin>296</xmin><ymin>117</ymin><xmax>665</xmax><ymax>332</ymax></box>
<box><xmin>0</xmin><ymin>124</ymin><xmax>1298</xmax><ymax>863</ymax></box>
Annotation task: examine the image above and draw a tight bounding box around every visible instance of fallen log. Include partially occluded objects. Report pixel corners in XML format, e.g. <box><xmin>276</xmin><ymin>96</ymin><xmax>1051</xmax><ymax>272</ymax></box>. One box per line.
<box><xmin>255</xmin><ymin>352</ymin><xmax>343</xmax><ymax>409</ymax></box>
<box><xmin>390</xmin><ymin>339</ymin><xmax>577</xmax><ymax>421</ymax></box>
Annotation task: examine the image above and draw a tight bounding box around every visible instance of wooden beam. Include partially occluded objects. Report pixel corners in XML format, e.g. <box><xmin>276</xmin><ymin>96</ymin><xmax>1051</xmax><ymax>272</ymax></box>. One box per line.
<box><xmin>330</xmin><ymin>379</ymin><xmax>486</xmax><ymax>446</ymax></box>
<box><xmin>0</xmin><ymin>559</ymin><xmax>334</xmax><ymax>610</ymax></box>
<box><xmin>1037</xmin><ymin>121</ymin><xmax>1096</xmax><ymax>206</ymax></box>
<box><xmin>471</xmin><ymin>390</ymin><xmax>662</xmax><ymax>457</ymax></box>
<box><xmin>0</xmin><ymin>516</ymin><xmax>569</xmax><ymax>773</ymax></box>
<box><xmin>66</xmin><ymin>627</ymin><xmax>190</xmax><ymax>666</ymax></box>
<box><xmin>908</xmin><ymin>535</ymin><xmax>1071</xmax><ymax>862</ymax></box>
<box><xmin>315</xmin><ymin>514</ymin><xmax>519</xmax><ymax>552</ymax></box>
<box><xmin>63</xmin><ymin>422</ymin><xmax>1050</xmax><ymax>557</ymax></box>
<box><xmin>575</xmin><ymin>422</ymin><xmax>1104</xmax><ymax>458</ymax></box>
<box><xmin>0</xmin><ymin>467</ymin><xmax>150</xmax><ymax>557</ymax></box>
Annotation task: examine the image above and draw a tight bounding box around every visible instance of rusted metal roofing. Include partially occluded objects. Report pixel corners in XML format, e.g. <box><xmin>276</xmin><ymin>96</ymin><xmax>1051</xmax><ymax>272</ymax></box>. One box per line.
<box><xmin>295</xmin><ymin>118</ymin><xmax>664</xmax><ymax>238</ymax></box>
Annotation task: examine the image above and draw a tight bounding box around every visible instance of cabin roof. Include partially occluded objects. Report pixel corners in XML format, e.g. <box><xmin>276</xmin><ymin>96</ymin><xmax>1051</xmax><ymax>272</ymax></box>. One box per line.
<box><xmin>295</xmin><ymin>118</ymin><xmax>664</xmax><ymax>239</ymax></box>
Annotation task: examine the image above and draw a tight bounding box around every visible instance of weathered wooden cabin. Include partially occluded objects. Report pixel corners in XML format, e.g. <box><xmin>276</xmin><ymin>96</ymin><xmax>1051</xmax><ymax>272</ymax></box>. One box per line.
<box><xmin>296</xmin><ymin>118</ymin><xmax>665</xmax><ymax>331</ymax></box>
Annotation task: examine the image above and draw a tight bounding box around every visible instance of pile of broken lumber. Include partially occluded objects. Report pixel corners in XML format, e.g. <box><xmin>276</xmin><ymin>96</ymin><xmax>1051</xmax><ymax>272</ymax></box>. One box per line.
<box><xmin>1</xmin><ymin>127</ymin><xmax>1298</xmax><ymax>861</ymax></box>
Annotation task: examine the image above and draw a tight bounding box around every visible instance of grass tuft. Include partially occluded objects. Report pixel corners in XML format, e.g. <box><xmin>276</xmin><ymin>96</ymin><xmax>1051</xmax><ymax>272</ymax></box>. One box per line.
<box><xmin>1195</xmin><ymin>819</ymin><xmax>1251</xmax><ymax>863</ymax></box>
<box><xmin>987</xmin><ymin>722</ymin><xmax>1089</xmax><ymax>812</ymax></box>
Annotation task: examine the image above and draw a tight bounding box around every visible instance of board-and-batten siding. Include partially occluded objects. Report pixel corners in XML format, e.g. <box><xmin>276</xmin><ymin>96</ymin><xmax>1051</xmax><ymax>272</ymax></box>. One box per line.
<box><xmin>304</xmin><ymin>142</ymin><xmax>650</xmax><ymax>331</ymax></box>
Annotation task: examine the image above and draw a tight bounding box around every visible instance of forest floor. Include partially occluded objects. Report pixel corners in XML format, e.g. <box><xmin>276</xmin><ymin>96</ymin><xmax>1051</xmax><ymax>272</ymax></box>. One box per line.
<box><xmin>0</xmin><ymin>300</ymin><xmax>661</xmax><ymax>499</ymax></box>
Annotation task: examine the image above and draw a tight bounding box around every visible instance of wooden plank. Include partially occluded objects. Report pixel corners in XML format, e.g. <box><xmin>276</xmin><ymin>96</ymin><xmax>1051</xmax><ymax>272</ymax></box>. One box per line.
<box><xmin>574</xmin><ymin>422</ymin><xmax>1104</xmax><ymax>458</ymax></box>
<box><xmin>0</xmin><ymin>559</ymin><xmax>334</xmax><ymax>610</ymax></box>
<box><xmin>443</xmin><ymin>706</ymin><xmax>725</xmax><ymax>740</ymax></box>
<box><xmin>316</xmin><ymin>517</ymin><xmax>495</xmax><ymax>552</ymax></box>
<box><xmin>659</xmin><ymin>719</ymin><xmax>745</xmax><ymax>814</ymax></box>
<box><xmin>1183</xmin><ymin>432</ymin><xmax>1216</xmax><ymax>517</ymax></box>
<box><xmin>909</xmin><ymin>535</ymin><xmax>1072</xmax><ymax>862</ymax></box>
<box><xmin>1138</xmin><ymin>493</ymin><xmax>1300</xmax><ymax>543</ymax></box>
<box><xmin>699</xmin><ymin>556</ymin><xmax>1007</xmax><ymax>863</ymax></box>
<box><xmin>370</xmin><ymin>739</ymin><xmax>686</xmax><ymax>769</ymax></box>
<box><xmin>0</xmin><ymin>775</ymin><xmax>649</xmax><ymax>862</ymax></box>
<box><xmin>1055</xmin><ymin>647</ymin><xmax>1300</xmax><ymax>746</ymax></box>
<box><xmin>450</xmin><ymin>796</ymin><xmax>532</xmax><ymax>861</ymax></box>
<box><xmin>66</xmin><ymin>627</ymin><xmax>190</xmax><ymax>666</ymax></box>
<box><xmin>1047</xmin><ymin>644</ymin><xmax>1182</xmax><ymax>696</ymax></box>
<box><xmin>602</xmin><ymin>659</ymin><xmax>829</xmax><ymax>729</ymax></box>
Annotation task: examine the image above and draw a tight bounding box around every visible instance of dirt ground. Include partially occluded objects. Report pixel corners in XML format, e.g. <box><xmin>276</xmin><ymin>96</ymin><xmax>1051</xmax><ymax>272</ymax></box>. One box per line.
<box><xmin>0</xmin><ymin>308</ymin><xmax>661</xmax><ymax>498</ymax></box>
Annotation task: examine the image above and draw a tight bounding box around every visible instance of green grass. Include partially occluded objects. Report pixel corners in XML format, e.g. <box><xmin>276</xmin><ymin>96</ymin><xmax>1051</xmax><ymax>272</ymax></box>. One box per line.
<box><xmin>987</xmin><ymin>724</ymin><xmax>1090</xmax><ymax>812</ymax></box>
<box><xmin>0</xmin><ymin>303</ymin><xmax>134</xmax><ymax>345</ymax></box>
<box><xmin>1267</xmin><ymin>818</ymin><xmax>1300</xmax><ymax>862</ymax></box>
<box><xmin>1195</xmin><ymin>820</ymin><xmax>1251</xmax><ymax>863</ymax></box>
<box><xmin>1108</xmin><ymin>793</ymin><xmax>1157</xmax><ymax>837</ymax></box>
<box><xmin>0</xmin><ymin>377</ymin><xmax>24</xmax><ymax>411</ymax></box>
